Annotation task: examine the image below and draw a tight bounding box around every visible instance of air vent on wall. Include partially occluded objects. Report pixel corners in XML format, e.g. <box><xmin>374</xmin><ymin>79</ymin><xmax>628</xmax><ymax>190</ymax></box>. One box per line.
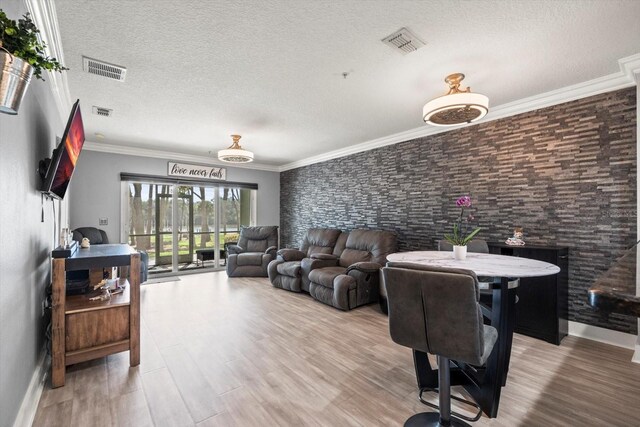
<box><xmin>92</xmin><ymin>106</ymin><xmax>113</xmax><ymax>117</ymax></box>
<box><xmin>381</xmin><ymin>27</ymin><xmax>426</xmax><ymax>55</ymax></box>
<box><xmin>82</xmin><ymin>56</ymin><xmax>127</xmax><ymax>81</ymax></box>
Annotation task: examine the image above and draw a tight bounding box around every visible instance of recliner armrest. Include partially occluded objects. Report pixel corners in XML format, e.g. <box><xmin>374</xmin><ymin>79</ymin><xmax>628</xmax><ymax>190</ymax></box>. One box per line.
<box><xmin>265</xmin><ymin>246</ymin><xmax>277</xmax><ymax>258</ymax></box>
<box><xmin>227</xmin><ymin>245</ymin><xmax>243</xmax><ymax>255</ymax></box>
<box><xmin>310</xmin><ymin>253</ymin><xmax>338</xmax><ymax>261</ymax></box>
<box><xmin>347</xmin><ymin>262</ymin><xmax>382</xmax><ymax>275</ymax></box>
<box><xmin>277</xmin><ymin>248</ymin><xmax>306</xmax><ymax>262</ymax></box>
<box><xmin>301</xmin><ymin>257</ymin><xmax>339</xmax><ymax>273</ymax></box>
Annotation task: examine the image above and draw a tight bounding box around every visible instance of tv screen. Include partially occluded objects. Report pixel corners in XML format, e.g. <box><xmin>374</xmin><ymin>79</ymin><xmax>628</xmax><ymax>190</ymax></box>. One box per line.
<box><xmin>42</xmin><ymin>100</ymin><xmax>85</xmax><ymax>199</ymax></box>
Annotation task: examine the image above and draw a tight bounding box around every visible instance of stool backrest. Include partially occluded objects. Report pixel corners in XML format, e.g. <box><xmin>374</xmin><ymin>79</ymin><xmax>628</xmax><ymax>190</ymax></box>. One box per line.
<box><xmin>382</xmin><ymin>262</ymin><xmax>487</xmax><ymax>365</ymax></box>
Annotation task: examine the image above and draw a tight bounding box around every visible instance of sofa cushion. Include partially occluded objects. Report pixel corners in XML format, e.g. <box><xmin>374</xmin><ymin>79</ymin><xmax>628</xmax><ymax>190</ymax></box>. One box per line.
<box><xmin>246</xmin><ymin>239</ymin><xmax>268</xmax><ymax>252</ymax></box>
<box><xmin>308</xmin><ymin>266</ymin><xmax>347</xmax><ymax>288</ymax></box>
<box><xmin>339</xmin><ymin>248</ymin><xmax>372</xmax><ymax>267</ymax></box>
<box><xmin>301</xmin><ymin>228</ymin><xmax>342</xmax><ymax>256</ymax></box>
<box><xmin>238</xmin><ymin>226</ymin><xmax>278</xmax><ymax>252</ymax></box>
<box><xmin>237</xmin><ymin>252</ymin><xmax>264</xmax><ymax>266</ymax></box>
<box><xmin>276</xmin><ymin>261</ymin><xmax>301</xmax><ymax>277</ymax></box>
<box><xmin>339</xmin><ymin>229</ymin><xmax>397</xmax><ymax>267</ymax></box>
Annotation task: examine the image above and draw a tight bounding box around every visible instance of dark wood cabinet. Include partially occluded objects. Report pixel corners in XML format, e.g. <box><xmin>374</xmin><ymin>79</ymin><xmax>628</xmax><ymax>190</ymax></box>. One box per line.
<box><xmin>488</xmin><ymin>243</ymin><xmax>568</xmax><ymax>345</ymax></box>
<box><xmin>51</xmin><ymin>244</ymin><xmax>140</xmax><ymax>387</ymax></box>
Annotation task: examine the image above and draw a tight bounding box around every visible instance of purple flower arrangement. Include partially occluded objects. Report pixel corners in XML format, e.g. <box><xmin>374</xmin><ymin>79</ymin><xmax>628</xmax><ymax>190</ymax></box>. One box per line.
<box><xmin>444</xmin><ymin>195</ymin><xmax>481</xmax><ymax>246</ymax></box>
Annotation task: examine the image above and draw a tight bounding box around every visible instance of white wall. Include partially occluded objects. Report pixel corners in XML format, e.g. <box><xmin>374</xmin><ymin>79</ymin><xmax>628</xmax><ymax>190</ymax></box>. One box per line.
<box><xmin>0</xmin><ymin>2</ymin><xmax>63</xmax><ymax>425</ymax></box>
<box><xmin>69</xmin><ymin>150</ymin><xmax>280</xmax><ymax>241</ymax></box>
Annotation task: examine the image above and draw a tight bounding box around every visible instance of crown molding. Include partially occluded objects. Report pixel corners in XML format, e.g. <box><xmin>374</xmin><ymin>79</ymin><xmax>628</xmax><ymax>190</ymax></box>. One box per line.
<box><xmin>83</xmin><ymin>141</ymin><xmax>281</xmax><ymax>172</ymax></box>
<box><xmin>279</xmin><ymin>54</ymin><xmax>639</xmax><ymax>171</ymax></box>
<box><xmin>620</xmin><ymin>53</ymin><xmax>640</xmax><ymax>82</ymax></box>
<box><xmin>27</xmin><ymin>4</ymin><xmax>636</xmax><ymax>174</ymax></box>
<box><xmin>25</xmin><ymin>0</ymin><xmax>72</xmax><ymax>127</ymax></box>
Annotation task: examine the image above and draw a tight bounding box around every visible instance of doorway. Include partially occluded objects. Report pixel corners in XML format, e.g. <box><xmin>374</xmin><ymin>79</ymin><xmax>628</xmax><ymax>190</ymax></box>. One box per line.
<box><xmin>122</xmin><ymin>180</ymin><xmax>255</xmax><ymax>275</ymax></box>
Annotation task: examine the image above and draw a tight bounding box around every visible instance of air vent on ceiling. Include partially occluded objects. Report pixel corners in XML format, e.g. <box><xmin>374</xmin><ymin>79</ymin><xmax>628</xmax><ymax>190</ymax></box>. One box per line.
<box><xmin>82</xmin><ymin>56</ymin><xmax>127</xmax><ymax>81</ymax></box>
<box><xmin>381</xmin><ymin>27</ymin><xmax>426</xmax><ymax>55</ymax></box>
<box><xmin>92</xmin><ymin>106</ymin><xmax>113</xmax><ymax>117</ymax></box>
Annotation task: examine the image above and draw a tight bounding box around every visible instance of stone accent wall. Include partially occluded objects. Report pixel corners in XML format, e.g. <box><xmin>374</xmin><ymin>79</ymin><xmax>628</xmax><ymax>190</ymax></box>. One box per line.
<box><xmin>280</xmin><ymin>88</ymin><xmax>637</xmax><ymax>334</ymax></box>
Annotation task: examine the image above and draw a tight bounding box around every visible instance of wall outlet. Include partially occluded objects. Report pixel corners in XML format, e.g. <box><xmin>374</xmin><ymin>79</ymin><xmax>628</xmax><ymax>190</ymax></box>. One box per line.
<box><xmin>99</xmin><ymin>217</ymin><xmax>108</xmax><ymax>226</ymax></box>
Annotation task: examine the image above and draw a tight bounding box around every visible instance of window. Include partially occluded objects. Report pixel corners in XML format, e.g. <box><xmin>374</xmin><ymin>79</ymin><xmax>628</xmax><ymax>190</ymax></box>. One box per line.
<box><xmin>122</xmin><ymin>177</ymin><xmax>256</xmax><ymax>275</ymax></box>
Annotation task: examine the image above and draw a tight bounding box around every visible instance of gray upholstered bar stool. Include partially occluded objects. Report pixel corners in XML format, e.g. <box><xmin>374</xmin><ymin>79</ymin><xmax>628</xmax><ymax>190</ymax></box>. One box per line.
<box><xmin>382</xmin><ymin>262</ymin><xmax>498</xmax><ymax>427</ymax></box>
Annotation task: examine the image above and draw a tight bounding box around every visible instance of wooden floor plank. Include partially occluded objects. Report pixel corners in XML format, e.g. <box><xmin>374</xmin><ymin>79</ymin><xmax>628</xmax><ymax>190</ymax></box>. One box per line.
<box><xmin>32</xmin><ymin>400</ymin><xmax>73</xmax><ymax>427</ymax></box>
<box><xmin>106</xmin><ymin>352</ymin><xmax>142</xmax><ymax>396</ymax></box>
<box><xmin>109</xmin><ymin>389</ymin><xmax>154</xmax><ymax>427</ymax></box>
<box><xmin>160</xmin><ymin>345</ymin><xmax>224</xmax><ymax>423</ymax></box>
<box><xmin>34</xmin><ymin>271</ymin><xmax>640</xmax><ymax>427</ymax></box>
<box><xmin>68</xmin><ymin>360</ymin><xmax>112</xmax><ymax>427</ymax></box>
<box><xmin>140</xmin><ymin>367</ymin><xmax>195</xmax><ymax>427</ymax></box>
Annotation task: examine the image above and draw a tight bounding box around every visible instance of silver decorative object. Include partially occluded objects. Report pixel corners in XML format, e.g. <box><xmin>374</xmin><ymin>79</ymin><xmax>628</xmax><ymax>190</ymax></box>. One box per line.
<box><xmin>0</xmin><ymin>50</ymin><xmax>33</xmax><ymax>115</ymax></box>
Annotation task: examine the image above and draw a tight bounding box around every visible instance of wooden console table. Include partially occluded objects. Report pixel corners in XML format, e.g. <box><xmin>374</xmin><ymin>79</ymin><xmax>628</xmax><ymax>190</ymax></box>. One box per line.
<box><xmin>51</xmin><ymin>244</ymin><xmax>140</xmax><ymax>388</ymax></box>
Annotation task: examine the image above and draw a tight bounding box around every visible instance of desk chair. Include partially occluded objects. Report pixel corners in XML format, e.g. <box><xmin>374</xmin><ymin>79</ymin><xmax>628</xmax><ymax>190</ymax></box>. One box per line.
<box><xmin>382</xmin><ymin>262</ymin><xmax>498</xmax><ymax>426</ymax></box>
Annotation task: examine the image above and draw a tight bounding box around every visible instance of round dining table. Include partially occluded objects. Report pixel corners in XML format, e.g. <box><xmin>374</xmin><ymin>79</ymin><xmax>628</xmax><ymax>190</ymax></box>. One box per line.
<box><xmin>385</xmin><ymin>250</ymin><xmax>560</xmax><ymax>418</ymax></box>
<box><xmin>386</xmin><ymin>250</ymin><xmax>560</xmax><ymax>277</ymax></box>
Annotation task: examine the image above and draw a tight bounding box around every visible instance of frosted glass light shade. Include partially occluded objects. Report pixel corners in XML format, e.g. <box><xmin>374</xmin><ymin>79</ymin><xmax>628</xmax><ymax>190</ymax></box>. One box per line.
<box><xmin>423</xmin><ymin>92</ymin><xmax>489</xmax><ymax>127</ymax></box>
<box><xmin>217</xmin><ymin>148</ymin><xmax>254</xmax><ymax>163</ymax></box>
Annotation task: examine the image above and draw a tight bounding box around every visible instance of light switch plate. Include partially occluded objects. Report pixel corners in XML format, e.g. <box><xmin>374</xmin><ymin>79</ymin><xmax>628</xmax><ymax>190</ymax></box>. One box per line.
<box><xmin>99</xmin><ymin>217</ymin><xmax>108</xmax><ymax>226</ymax></box>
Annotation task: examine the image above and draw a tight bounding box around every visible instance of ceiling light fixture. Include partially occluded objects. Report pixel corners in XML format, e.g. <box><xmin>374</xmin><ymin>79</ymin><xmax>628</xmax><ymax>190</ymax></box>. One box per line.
<box><xmin>217</xmin><ymin>134</ymin><xmax>254</xmax><ymax>163</ymax></box>
<box><xmin>423</xmin><ymin>73</ymin><xmax>489</xmax><ymax>126</ymax></box>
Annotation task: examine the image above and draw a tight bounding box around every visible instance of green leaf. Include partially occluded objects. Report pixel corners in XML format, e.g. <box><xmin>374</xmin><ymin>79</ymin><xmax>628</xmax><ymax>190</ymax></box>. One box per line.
<box><xmin>461</xmin><ymin>227</ymin><xmax>481</xmax><ymax>245</ymax></box>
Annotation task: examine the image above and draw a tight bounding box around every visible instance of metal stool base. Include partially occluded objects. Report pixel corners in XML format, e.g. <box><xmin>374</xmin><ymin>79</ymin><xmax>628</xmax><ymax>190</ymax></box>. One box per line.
<box><xmin>419</xmin><ymin>387</ymin><xmax>482</xmax><ymax>422</ymax></box>
<box><xmin>404</xmin><ymin>412</ymin><xmax>471</xmax><ymax>427</ymax></box>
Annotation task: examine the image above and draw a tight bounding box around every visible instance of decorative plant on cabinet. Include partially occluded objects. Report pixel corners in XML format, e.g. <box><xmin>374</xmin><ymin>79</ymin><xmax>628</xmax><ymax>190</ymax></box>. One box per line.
<box><xmin>0</xmin><ymin>10</ymin><xmax>68</xmax><ymax>114</ymax></box>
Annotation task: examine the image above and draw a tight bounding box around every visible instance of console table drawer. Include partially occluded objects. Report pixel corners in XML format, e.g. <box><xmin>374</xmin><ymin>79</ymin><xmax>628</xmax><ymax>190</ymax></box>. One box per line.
<box><xmin>65</xmin><ymin>305</ymin><xmax>130</xmax><ymax>352</ymax></box>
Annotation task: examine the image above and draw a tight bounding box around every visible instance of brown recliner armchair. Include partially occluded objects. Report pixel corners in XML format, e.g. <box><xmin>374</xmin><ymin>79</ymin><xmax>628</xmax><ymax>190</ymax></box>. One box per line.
<box><xmin>268</xmin><ymin>228</ymin><xmax>344</xmax><ymax>292</ymax></box>
<box><xmin>306</xmin><ymin>229</ymin><xmax>397</xmax><ymax>310</ymax></box>
<box><xmin>226</xmin><ymin>226</ymin><xmax>279</xmax><ymax>277</ymax></box>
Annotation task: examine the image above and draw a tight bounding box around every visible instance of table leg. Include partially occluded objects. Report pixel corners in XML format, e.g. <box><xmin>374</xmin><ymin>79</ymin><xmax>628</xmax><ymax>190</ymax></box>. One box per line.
<box><xmin>51</xmin><ymin>259</ymin><xmax>66</xmax><ymax>388</ymax></box>
<box><xmin>129</xmin><ymin>253</ymin><xmax>140</xmax><ymax>366</ymax></box>
<box><xmin>502</xmin><ymin>286</ymin><xmax>518</xmax><ymax>386</ymax></box>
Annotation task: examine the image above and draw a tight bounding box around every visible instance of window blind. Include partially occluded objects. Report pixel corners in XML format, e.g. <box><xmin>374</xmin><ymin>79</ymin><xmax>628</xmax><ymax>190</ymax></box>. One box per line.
<box><xmin>120</xmin><ymin>172</ymin><xmax>258</xmax><ymax>190</ymax></box>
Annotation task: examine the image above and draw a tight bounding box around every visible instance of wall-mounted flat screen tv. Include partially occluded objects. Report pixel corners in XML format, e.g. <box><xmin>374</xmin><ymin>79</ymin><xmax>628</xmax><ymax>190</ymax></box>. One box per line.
<box><xmin>41</xmin><ymin>99</ymin><xmax>85</xmax><ymax>200</ymax></box>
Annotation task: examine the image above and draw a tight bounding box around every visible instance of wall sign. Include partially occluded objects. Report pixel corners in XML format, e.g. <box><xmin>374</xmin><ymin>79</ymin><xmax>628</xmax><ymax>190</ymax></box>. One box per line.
<box><xmin>167</xmin><ymin>162</ymin><xmax>227</xmax><ymax>180</ymax></box>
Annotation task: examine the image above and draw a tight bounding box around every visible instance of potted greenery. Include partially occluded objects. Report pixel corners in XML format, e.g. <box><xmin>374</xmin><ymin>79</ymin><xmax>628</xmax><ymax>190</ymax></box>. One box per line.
<box><xmin>0</xmin><ymin>10</ymin><xmax>67</xmax><ymax>114</ymax></box>
<box><xmin>443</xmin><ymin>195</ymin><xmax>481</xmax><ymax>260</ymax></box>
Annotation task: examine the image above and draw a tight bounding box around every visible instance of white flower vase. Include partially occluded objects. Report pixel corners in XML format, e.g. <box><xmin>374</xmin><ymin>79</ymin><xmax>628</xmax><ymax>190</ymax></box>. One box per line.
<box><xmin>453</xmin><ymin>245</ymin><xmax>467</xmax><ymax>260</ymax></box>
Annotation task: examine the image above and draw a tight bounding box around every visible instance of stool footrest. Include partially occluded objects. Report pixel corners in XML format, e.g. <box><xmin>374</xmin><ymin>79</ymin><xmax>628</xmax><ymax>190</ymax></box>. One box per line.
<box><xmin>418</xmin><ymin>387</ymin><xmax>482</xmax><ymax>422</ymax></box>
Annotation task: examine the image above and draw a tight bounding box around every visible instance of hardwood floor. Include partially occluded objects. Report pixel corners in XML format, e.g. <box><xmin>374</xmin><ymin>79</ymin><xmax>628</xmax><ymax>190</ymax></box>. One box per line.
<box><xmin>33</xmin><ymin>272</ymin><xmax>640</xmax><ymax>426</ymax></box>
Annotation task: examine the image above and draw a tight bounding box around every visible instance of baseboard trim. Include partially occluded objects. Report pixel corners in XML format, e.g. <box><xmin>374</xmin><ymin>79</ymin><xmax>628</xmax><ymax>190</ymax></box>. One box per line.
<box><xmin>13</xmin><ymin>349</ymin><xmax>49</xmax><ymax>427</ymax></box>
<box><xmin>568</xmin><ymin>321</ymin><xmax>637</xmax><ymax>350</ymax></box>
<box><xmin>632</xmin><ymin>345</ymin><xmax>640</xmax><ymax>364</ymax></box>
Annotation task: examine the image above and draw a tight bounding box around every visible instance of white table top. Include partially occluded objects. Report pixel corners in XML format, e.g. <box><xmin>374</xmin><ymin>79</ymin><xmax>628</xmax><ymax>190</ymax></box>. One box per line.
<box><xmin>386</xmin><ymin>251</ymin><xmax>560</xmax><ymax>278</ymax></box>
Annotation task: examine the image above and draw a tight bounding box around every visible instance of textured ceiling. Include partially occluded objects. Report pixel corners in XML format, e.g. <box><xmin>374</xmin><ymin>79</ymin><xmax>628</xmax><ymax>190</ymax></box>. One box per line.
<box><xmin>55</xmin><ymin>0</ymin><xmax>640</xmax><ymax>166</ymax></box>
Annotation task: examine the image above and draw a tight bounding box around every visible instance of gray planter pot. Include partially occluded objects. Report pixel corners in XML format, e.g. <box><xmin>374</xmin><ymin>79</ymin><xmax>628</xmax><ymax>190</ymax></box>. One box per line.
<box><xmin>0</xmin><ymin>51</ymin><xmax>34</xmax><ymax>115</ymax></box>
